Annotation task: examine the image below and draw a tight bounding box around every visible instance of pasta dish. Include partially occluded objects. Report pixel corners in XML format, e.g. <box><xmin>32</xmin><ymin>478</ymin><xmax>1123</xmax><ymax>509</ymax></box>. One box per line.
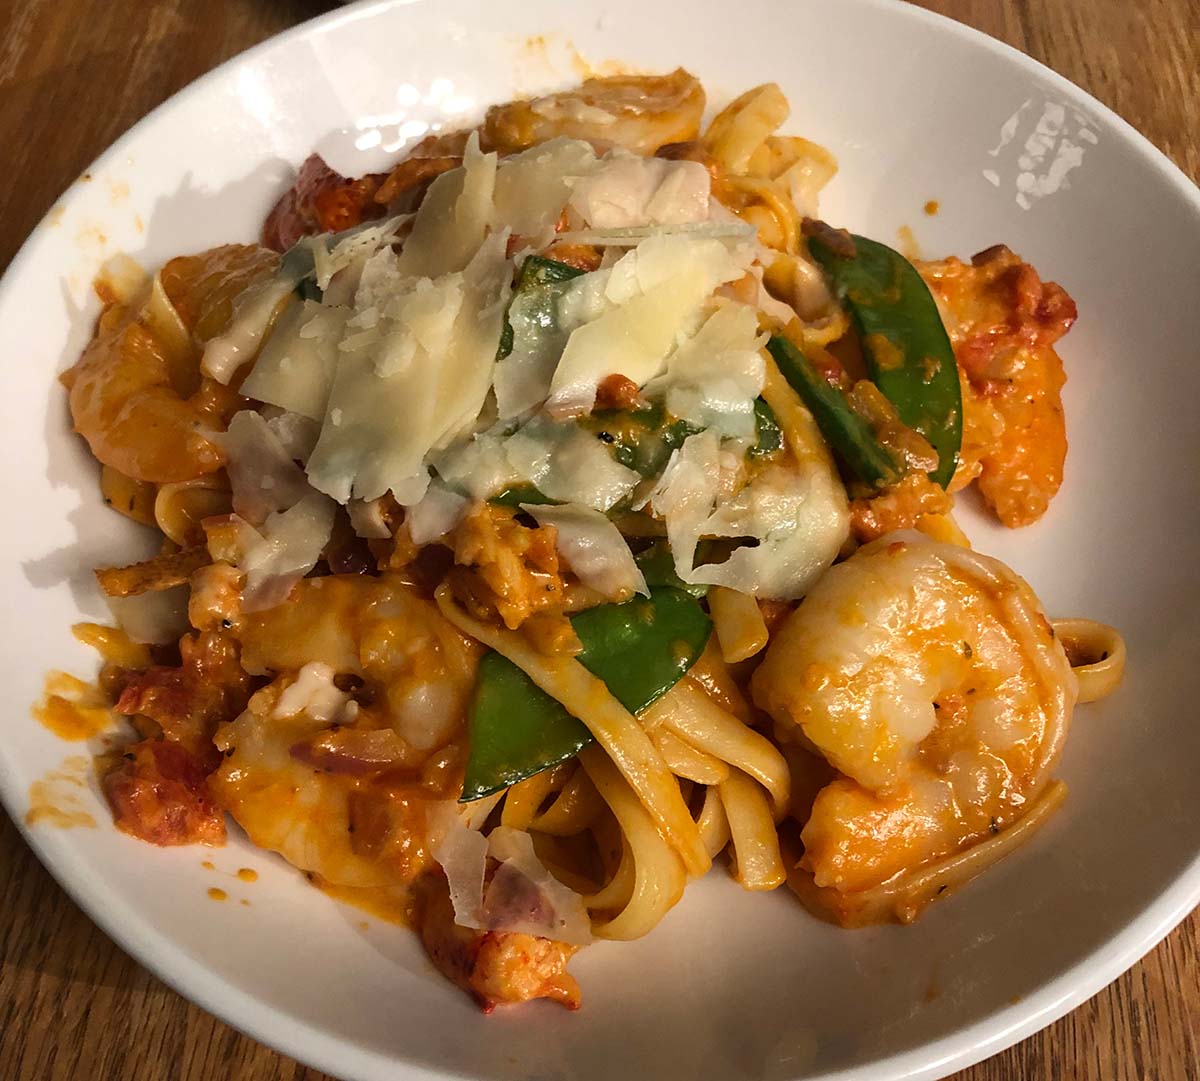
<box><xmin>58</xmin><ymin>70</ymin><xmax>1125</xmax><ymax>1010</ymax></box>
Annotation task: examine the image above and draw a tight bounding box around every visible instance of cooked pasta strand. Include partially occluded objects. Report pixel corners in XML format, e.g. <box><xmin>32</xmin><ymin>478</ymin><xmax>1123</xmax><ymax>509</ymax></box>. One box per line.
<box><xmin>583</xmin><ymin>838</ymin><xmax>636</xmax><ymax>912</ymax></box>
<box><xmin>703</xmin><ymin>83</ymin><xmax>790</xmax><ymax>174</ymax></box>
<box><xmin>530</xmin><ymin>768</ymin><xmax>606</xmax><ymax>837</ymax></box>
<box><xmin>649</xmin><ymin>681</ymin><xmax>790</xmax><ymax>818</ymax></box>
<box><xmin>580</xmin><ymin>747</ymin><xmax>688</xmax><ymax>940</ymax></box>
<box><xmin>788</xmin><ymin>781</ymin><xmax>1069</xmax><ymax>926</ymax></box>
<box><xmin>649</xmin><ymin>727</ymin><xmax>729</xmax><ymax>785</ymax></box>
<box><xmin>1052</xmin><ymin>619</ymin><xmax>1126</xmax><ymax>703</ymax></box>
<box><xmin>501</xmin><ymin>768</ymin><xmax>565</xmax><ymax>830</ymax></box>
<box><xmin>155</xmin><ymin>476</ymin><xmax>232</xmax><ymax>546</ymax></box>
<box><xmin>695</xmin><ymin>784</ymin><xmax>731</xmax><ymax>860</ymax></box>
<box><xmin>436</xmin><ymin>586</ymin><xmax>711</xmax><ymax>877</ymax></box>
<box><xmin>685</xmin><ymin>639</ymin><xmax>754</xmax><ymax>723</ymax></box>
<box><xmin>708</xmin><ymin>586</ymin><xmax>770</xmax><ymax>663</ymax></box>
<box><xmin>720</xmin><ymin>769</ymin><xmax>786</xmax><ymax>890</ymax></box>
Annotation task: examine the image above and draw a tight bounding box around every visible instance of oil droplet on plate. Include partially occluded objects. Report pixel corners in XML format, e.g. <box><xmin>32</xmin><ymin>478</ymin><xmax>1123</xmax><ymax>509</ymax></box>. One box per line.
<box><xmin>201</xmin><ymin>860</ymin><xmax>216</xmax><ymax>871</ymax></box>
<box><xmin>236</xmin><ymin>868</ymin><xmax>258</xmax><ymax>883</ymax></box>
<box><xmin>924</xmin><ymin>199</ymin><xmax>940</xmax><ymax>216</ymax></box>
<box><xmin>207</xmin><ymin>887</ymin><xmax>228</xmax><ymax>902</ymax></box>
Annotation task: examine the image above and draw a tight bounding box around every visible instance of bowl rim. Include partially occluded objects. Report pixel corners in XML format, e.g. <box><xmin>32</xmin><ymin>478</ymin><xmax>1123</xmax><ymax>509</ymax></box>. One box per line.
<box><xmin>1</xmin><ymin>1</ymin><xmax>1197</xmax><ymax>1079</ymax></box>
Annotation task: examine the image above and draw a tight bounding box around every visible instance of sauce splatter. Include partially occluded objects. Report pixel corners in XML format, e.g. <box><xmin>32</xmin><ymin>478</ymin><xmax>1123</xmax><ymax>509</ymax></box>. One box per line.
<box><xmin>240</xmin><ymin>899</ymin><xmax>251</xmax><ymax>907</ymax></box>
<box><xmin>896</xmin><ymin>225</ymin><xmax>920</xmax><ymax>261</ymax></box>
<box><xmin>924</xmin><ymin>200</ymin><xmax>940</xmax><ymax>216</ymax></box>
<box><xmin>207</xmin><ymin>887</ymin><xmax>228</xmax><ymax>902</ymax></box>
<box><xmin>236</xmin><ymin>868</ymin><xmax>258</xmax><ymax>883</ymax></box>
<box><xmin>25</xmin><ymin>757</ymin><xmax>96</xmax><ymax>829</ymax></box>
<box><xmin>33</xmin><ymin>672</ymin><xmax>113</xmax><ymax>741</ymax></box>
<box><xmin>202</xmin><ymin>860</ymin><xmax>216</xmax><ymax>871</ymax></box>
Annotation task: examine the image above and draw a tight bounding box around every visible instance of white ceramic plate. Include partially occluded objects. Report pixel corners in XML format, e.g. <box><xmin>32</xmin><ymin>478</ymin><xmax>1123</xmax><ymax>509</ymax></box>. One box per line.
<box><xmin>2</xmin><ymin>2</ymin><xmax>1198</xmax><ymax>1078</ymax></box>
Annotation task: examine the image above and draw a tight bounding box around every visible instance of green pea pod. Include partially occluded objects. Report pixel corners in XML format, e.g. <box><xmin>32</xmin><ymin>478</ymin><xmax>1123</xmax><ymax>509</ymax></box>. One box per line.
<box><xmin>635</xmin><ymin>543</ymin><xmax>708</xmax><ymax>598</ymax></box>
<box><xmin>462</xmin><ymin>654</ymin><xmax>588</xmax><ymax>803</ymax></box>
<box><xmin>581</xmin><ymin>405</ymin><xmax>698</xmax><ymax>479</ymax></box>
<box><xmin>807</xmin><ymin>231</ymin><xmax>962</xmax><ymax>488</ymax></box>
<box><xmin>766</xmin><ymin>335</ymin><xmax>900</xmax><ymax>489</ymax></box>
<box><xmin>749</xmin><ymin>397</ymin><xmax>783</xmax><ymax>458</ymax></box>
<box><xmin>497</xmin><ymin>255</ymin><xmax>586</xmax><ymax>359</ymax></box>
<box><xmin>460</xmin><ymin>587</ymin><xmax>712</xmax><ymax>801</ymax></box>
<box><xmin>488</xmin><ymin>483</ymin><xmax>560</xmax><ymax>509</ymax></box>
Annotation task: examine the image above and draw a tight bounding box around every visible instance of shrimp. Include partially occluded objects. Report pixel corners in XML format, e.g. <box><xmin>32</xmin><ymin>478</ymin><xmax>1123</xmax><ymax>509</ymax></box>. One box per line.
<box><xmin>210</xmin><ymin>671</ymin><xmax>443</xmax><ymax>888</ymax></box>
<box><xmin>751</xmin><ymin>532</ymin><xmax>1076</xmax><ymax>925</ymax></box>
<box><xmin>416</xmin><ymin>873</ymin><xmax>581</xmax><ymax>1012</ymax></box>
<box><xmin>208</xmin><ymin>574</ymin><xmax>481</xmax><ymax>887</ymax></box>
<box><xmin>482</xmin><ymin>69</ymin><xmax>705</xmax><ymax>155</ymax></box>
<box><xmin>918</xmin><ymin>245</ymin><xmax>1077</xmax><ymax>527</ymax></box>
<box><xmin>235</xmin><ymin>574</ymin><xmax>482</xmax><ymax>753</ymax></box>
<box><xmin>63</xmin><ymin>244</ymin><xmax>278</xmax><ymax>484</ymax></box>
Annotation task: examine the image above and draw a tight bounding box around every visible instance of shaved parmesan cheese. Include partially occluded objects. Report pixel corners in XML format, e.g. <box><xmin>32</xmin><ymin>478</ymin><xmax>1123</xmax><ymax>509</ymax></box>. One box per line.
<box><xmin>547</xmin><ymin>235</ymin><xmax>752</xmax><ymax>416</ymax></box>
<box><xmin>433</xmin><ymin>432</ymin><xmax>523</xmax><ymax>501</ymax></box>
<box><xmin>554</xmin><ymin>220</ymin><xmax>755</xmax><ymax>246</ymax></box>
<box><xmin>646</xmin><ymin>303</ymin><xmax>766</xmax><ymax>440</ymax></box>
<box><xmin>313</xmin><ymin>217</ymin><xmax>406</xmax><ymax>290</ymax></box>
<box><xmin>430</xmin><ymin>815</ymin><xmax>592</xmax><ymax>942</ymax></box>
<box><xmin>201</xmin><ymin>279</ymin><xmax>297</xmax><ymax>384</ymax></box>
<box><xmin>346</xmin><ymin>498</ymin><xmax>392</xmax><ymax>540</ymax></box>
<box><xmin>239</xmin><ymin>492</ymin><xmax>337</xmax><ymax>612</ymax></box>
<box><xmin>429</xmin><ymin>803</ymin><xmax>489</xmax><ymax>928</ymax></box>
<box><xmin>778</xmin><ymin>142</ymin><xmax>838</xmax><ymax>220</ymax></box>
<box><xmin>273</xmin><ymin>662</ymin><xmax>353</xmax><ymax>722</ymax></box>
<box><xmin>651</xmin><ymin>429</ymin><xmax>847</xmax><ymax>600</ymax></box>
<box><xmin>106</xmin><ymin>586</ymin><xmax>189</xmax><ymax>645</ymax></box>
<box><xmin>241</xmin><ymin>300</ymin><xmax>348</xmax><ymax>421</ymax></box>
<box><xmin>220</xmin><ymin>410</ymin><xmax>312</xmax><ymax>526</ymax></box>
<box><xmin>263</xmin><ymin>408</ymin><xmax>321</xmax><ymax>464</ymax></box>
<box><xmin>396</xmin><ymin>132</ymin><xmax>497</xmax><ymax>279</ymax></box>
<box><xmin>305</xmin><ymin>276</ymin><xmax>461</xmax><ymax>504</ymax></box>
<box><xmin>524</xmin><ymin>503</ymin><xmax>647</xmax><ymax>600</ymax></box>
<box><xmin>307</xmin><ymin>227</ymin><xmax>509</xmax><ymax>505</ymax></box>
<box><xmin>505</xmin><ymin>418</ymin><xmax>640</xmax><ymax>512</ymax></box>
<box><xmin>568</xmin><ymin>152</ymin><xmax>710</xmax><ymax>229</ymax></box>
<box><xmin>482</xmin><ymin>827</ymin><xmax>592</xmax><ymax>944</ymax></box>
<box><xmin>492</xmin><ymin>137</ymin><xmax>599</xmax><ymax>247</ymax></box>
<box><xmin>406</xmin><ymin>482</ymin><xmax>470</xmax><ymax>545</ymax></box>
<box><xmin>493</xmin><ymin>263</ymin><xmax>602</xmax><ymax>419</ymax></box>
<box><xmin>428</xmin><ymin>232</ymin><xmax>511</xmax><ymax>449</ymax></box>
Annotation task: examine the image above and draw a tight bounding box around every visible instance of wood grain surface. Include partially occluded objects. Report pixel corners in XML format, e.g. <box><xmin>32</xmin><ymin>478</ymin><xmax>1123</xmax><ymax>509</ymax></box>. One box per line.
<box><xmin>0</xmin><ymin>1</ymin><xmax>1196</xmax><ymax>1078</ymax></box>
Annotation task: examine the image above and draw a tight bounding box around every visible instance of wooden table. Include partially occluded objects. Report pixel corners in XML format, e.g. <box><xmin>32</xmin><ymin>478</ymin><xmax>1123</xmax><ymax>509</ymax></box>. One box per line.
<box><xmin>1</xmin><ymin>1</ymin><xmax>1196</xmax><ymax>1077</ymax></box>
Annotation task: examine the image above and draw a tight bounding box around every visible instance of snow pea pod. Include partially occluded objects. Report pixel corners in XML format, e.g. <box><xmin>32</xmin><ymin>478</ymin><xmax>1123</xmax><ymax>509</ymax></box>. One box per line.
<box><xmin>460</xmin><ymin>587</ymin><xmax>712</xmax><ymax>800</ymax></box>
<box><xmin>496</xmin><ymin>255</ymin><xmax>586</xmax><ymax>359</ymax></box>
<box><xmin>766</xmin><ymin>335</ymin><xmax>900</xmax><ymax>489</ymax></box>
<box><xmin>807</xmin><ymin>230</ymin><xmax>962</xmax><ymax>487</ymax></box>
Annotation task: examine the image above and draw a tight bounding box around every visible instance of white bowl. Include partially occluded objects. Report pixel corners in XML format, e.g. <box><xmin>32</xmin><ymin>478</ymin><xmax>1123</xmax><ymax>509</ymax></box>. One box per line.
<box><xmin>2</xmin><ymin>2</ymin><xmax>1197</xmax><ymax>1078</ymax></box>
